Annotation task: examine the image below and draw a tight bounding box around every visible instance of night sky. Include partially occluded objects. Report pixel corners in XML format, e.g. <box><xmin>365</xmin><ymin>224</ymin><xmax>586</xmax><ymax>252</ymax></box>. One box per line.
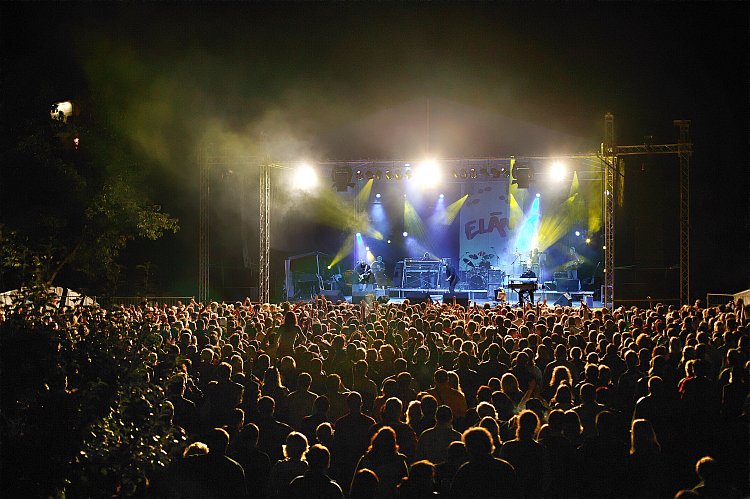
<box><xmin>2</xmin><ymin>2</ymin><xmax>747</xmax><ymax>300</ymax></box>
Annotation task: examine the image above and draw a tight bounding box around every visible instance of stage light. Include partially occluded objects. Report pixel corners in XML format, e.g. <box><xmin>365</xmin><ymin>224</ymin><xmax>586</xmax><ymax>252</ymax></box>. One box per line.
<box><xmin>365</xmin><ymin>246</ymin><xmax>370</xmax><ymax>251</ymax></box>
<box><xmin>403</xmin><ymin>231</ymin><xmax>408</xmax><ymax>237</ymax></box>
<box><xmin>575</xmin><ymin>230</ymin><xmax>581</xmax><ymax>237</ymax></box>
<box><xmin>511</xmin><ymin>161</ymin><xmax>532</xmax><ymax>188</ymax></box>
<box><xmin>332</xmin><ymin>166</ymin><xmax>353</xmax><ymax>192</ymax></box>
<box><xmin>550</xmin><ymin>161</ymin><xmax>566</xmax><ymax>182</ymax></box>
<box><xmin>586</xmin><ymin>238</ymin><xmax>591</xmax><ymax>244</ymax></box>
<box><xmin>439</xmin><ymin>193</ymin><xmax>444</xmax><ymax>199</ymax></box>
<box><xmin>356</xmin><ymin>232</ymin><xmax>362</xmax><ymax>237</ymax></box>
<box><xmin>293</xmin><ymin>163</ymin><xmax>318</xmax><ymax>190</ymax></box>
<box><xmin>470</xmin><ymin>168</ymin><xmax>477</xmax><ymax>179</ymax></box>
<box><xmin>535</xmin><ymin>192</ymin><xmax>541</xmax><ymax>198</ymax></box>
<box><xmin>375</xmin><ymin>171</ymin><xmax>382</xmax><ymax>181</ymax></box>
<box><xmin>403</xmin><ymin>194</ymin><xmax>407</xmax><ymax>199</ymax></box>
<box><xmin>375</xmin><ymin>193</ymin><xmax>381</xmax><ymax>199</ymax></box>
<box><xmin>385</xmin><ymin>170</ymin><xmax>391</xmax><ymax>180</ymax></box>
<box><xmin>413</xmin><ymin>159</ymin><xmax>442</xmax><ymax>188</ymax></box>
<box><xmin>327</xmin><ymin>265</ymin><xmax>332</xmax><ymax>270</ymax></box>
<box><xmin>387</xmin><ymin>239</ymin><xmax>391</xmax><ymax>244</ymax></box>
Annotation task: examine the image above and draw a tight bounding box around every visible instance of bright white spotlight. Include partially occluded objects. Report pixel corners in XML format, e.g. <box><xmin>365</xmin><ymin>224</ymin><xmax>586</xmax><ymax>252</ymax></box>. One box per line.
<box><xmin>375</xmin><ymin>193</ymin><xmax>381</xmax><ymax>199</ymax></box>
<box><xmin>413</xmin><ymin>159</ymin><xmax>442</xmax><ymax>188</ymax></box>
<box><xmin>365</xmin><ymin>246</ymin><xmax>370</xmax><ymax>251</ymax></box>
<box><xmin>575</xmin><ymin>230</ymin><xmax>581</xmax><ymax>237</ymax></box>
<box><xmin>292</xmin><ymin>163</ymin><xmax>318</xmax><ymax>190</ymax></box>
<box><xmin>439</xmin><ymin>193</ymin><xmax>445</xmax><ymax>199</ymax></box>
<box><xmin>550</xmin><ymin>161</ymin><xmax>566</xmax><ymax>182</ymax></box>
<box><xmin>356</xmin><ymin>232</ymin><xmax>361</xmax><ymax>237</ymax></box>
<box><xmin>402</xmin><ymin>231</ymin><xmax>408</xmax><ymax>237</ymax></box>
<box><xmin>535</xmin><ymin>192</ymin><xmax>541</xmax><ymax>198</ymax></box>
<box><xmin>387</xmin><ymin>239</ymin><xmax>391</xmax><ymax>244</ymax></box>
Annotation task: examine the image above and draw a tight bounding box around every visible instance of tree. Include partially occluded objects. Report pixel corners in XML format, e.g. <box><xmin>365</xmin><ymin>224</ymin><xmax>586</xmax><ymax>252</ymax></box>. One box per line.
<box><xmin>1</xmin><ymin>96</ymin><xmax>178</xmax><ymax>295</ymax></box>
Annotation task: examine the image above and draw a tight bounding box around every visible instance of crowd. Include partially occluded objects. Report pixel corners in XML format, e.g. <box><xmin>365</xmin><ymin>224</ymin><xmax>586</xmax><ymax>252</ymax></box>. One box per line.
<box><xmin>2</xmin><ymin>293</ymin><xmax>748</xmax><ymax>498</ymax></box>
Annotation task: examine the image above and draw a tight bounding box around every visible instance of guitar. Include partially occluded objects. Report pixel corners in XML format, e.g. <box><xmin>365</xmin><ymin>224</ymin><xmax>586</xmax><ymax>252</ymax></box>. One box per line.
<box><xmin>358</xmin><ymin>265</ymin><xmax>373</xmax><ymax>283</ymax></box>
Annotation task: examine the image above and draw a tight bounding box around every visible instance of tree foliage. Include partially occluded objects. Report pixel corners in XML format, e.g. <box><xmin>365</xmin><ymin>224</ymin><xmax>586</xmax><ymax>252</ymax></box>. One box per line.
<box><xmin>0</xmin><ymin>287</ymin><xmax>186</xmax><ymax>497</ymax></box>
<box><xmin>1</xmin><ymin>95</ymin><xmax>178</xmax><ymax>295</ymax></box>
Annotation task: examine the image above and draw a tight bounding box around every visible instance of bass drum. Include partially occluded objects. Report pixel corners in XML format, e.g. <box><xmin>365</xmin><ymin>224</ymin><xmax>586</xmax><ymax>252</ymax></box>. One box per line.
<box><xmin>468</xmin><ymin>273</ymin><xmax>486</xmax><ymax>290</ymax></box>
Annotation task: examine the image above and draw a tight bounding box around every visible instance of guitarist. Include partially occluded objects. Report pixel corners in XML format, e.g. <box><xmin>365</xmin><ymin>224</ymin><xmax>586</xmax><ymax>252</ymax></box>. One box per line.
<box><xmin>356</xmin><ymin>260</ymin><xmax>373</xmax><ymax>291</ymax></box>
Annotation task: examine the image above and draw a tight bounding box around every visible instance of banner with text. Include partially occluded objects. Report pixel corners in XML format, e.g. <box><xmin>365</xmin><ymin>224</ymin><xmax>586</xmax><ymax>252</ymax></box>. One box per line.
<box><xmin>459</xmin><ymin>180</ymin><xmax>515</xmax><ymax>274</ymax></box>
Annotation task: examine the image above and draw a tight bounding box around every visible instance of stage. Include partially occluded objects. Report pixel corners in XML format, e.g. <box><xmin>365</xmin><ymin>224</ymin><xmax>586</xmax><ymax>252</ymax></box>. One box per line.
<box><xmin>342</xmin><ymin>286</ymin><xmax>599</xmax><ymax>308</ymax></box>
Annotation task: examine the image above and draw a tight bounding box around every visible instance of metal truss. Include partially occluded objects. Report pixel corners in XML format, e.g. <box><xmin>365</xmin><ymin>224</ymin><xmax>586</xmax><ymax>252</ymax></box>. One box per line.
<box><xmin>602</xmin><ymin>113</ymin><xmax>616</xmax><ymax>309</ymax></box>
<box><xmin>198</xmin><ymin>146</ymin><xmax>210</xmax><ymax>304</ymax></box>
<box><xmin>601</xmin><ymin>115</ymin><xmax>693</xmax><ymax>306</ymax></box>
<box><xmin>259</xmin><ymin>162</ymin><xmax>271</xmax><ymax>304</ymax></box>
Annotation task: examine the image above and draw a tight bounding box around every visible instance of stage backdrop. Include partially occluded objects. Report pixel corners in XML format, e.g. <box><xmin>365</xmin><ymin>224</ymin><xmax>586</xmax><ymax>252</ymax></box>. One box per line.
<box><xmin>459</xmin><ymin>179</ymin><xmax>515</xmax><ymax>276</ymax></box>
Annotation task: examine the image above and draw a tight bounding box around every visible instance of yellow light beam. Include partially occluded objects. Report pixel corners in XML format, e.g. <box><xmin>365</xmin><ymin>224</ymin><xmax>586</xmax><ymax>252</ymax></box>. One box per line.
<box><xmin>440</xmin><ymin>195</ymin><xmax>468</xmax><ymax>225</ymax></box>
<box><xmin>329</xmin><ymin>234</ymin><xmax>354</xmax><ymax>268</ymax></box>
<box><xmin>404</xmin><ymin>200</ymin><xmax>428</xmax><ymax>240</ymax></box>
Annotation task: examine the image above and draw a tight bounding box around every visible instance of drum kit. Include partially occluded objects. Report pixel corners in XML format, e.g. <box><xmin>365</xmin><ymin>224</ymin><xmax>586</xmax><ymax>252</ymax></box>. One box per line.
<box><xmin>461</xmin><ymin>251</ymin><xmax>504</xmax><ymax>290</ymax></box>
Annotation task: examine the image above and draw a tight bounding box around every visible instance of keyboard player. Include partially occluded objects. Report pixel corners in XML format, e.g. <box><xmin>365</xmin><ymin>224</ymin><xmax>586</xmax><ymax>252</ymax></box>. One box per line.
<box><xmin>518</xmin><ymin>266</ymin><xmax>537</xmax><ymax>305</ymax></box>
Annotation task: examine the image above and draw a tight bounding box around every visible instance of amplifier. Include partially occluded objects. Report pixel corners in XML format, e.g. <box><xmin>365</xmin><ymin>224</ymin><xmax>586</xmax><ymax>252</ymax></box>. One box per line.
<box><xmin>555</xmin><ymin>278</ymin><xmax>580</xmax><ymax>292</ymax></box>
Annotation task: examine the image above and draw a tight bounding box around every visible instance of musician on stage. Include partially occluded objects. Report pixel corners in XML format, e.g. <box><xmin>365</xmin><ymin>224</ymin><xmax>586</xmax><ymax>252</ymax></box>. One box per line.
<box><xmin>566</xmin><ymin>246</ymin><xmax>581</xmax><ymax>279</ymax></box>
<box><xmin>445</xmin><ymin>264</ymin><xmax>459</xmax><ymax>294</ymax></box>
<box><xmin>356</xmin><ymin>260</ymin><xmax>373</xmax><ymax>291</ymax></box>
<box><xmin>371</xmin><ymin>255</ymin><xmax>386</xmax><ymax>288</ymax></box>
<box><xmin>518</xmin><ymin>266</ymin><xmax>537</xmax><ymax>305</ymax></box>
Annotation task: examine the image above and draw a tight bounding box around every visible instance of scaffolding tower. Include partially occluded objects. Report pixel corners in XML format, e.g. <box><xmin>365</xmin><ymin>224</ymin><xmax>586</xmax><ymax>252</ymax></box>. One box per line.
<box><xmin>601</xmin><ymin>114</ymin><xmax>692</xmax><ymax>307</ymax></box>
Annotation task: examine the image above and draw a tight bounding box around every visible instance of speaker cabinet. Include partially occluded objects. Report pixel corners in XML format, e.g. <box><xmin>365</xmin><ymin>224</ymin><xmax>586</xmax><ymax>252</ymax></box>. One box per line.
<box><xmin>443</xmin><ymin>293</ymin><xmax>469</xmax><ymax>307</ymax></box>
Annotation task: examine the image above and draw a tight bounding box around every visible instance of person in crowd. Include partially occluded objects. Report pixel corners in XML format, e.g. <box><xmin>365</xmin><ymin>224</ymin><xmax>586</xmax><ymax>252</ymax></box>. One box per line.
<box><xmin>625</xmin><ymin>418</ymin><xmax>671</xmax><ymax>498</ymax></box>
<box><xmin>349</xmin><ymin>468</ymin><xmax>379</xmax><ymax>499</ymax></box>
<box><xmin>286</xmin><ymin>372</ymin><xmax>318</xmax><ymax>429</ymax></box>
<box><xmin>267</xmin><ymin>431</ymin><xmax>309</xmax><ymax>499</ymax></box>
<box><xmin>689</xmin><ymin>455</ymin><xmax>741</xmax><ymax>498</ymax></box>
<box><xmin>499</xmin><ymin>409</ymin><xmax>551</xmax><ymax>497</ymax></box>
<box><xmin>288</xmin><ymin>444</ymin><xmax>344</xmax><ymax>499</ymax></box>
<box><xmin>434</xmin><ymin>441</ymin><xmax>466</xmax><ymax>497</ymax></box>
<box><xmin>449</xmin><ymin>427</ymin><xmax>518</xmax><ymax>498</ymax></box>
<box><xmin>255</xmin><ymin>395</ymin><xmax>293</xmax><ymax>464</ymax></box>
<box><xmin>227</xmin><ymin>422</ymin><xmax>272</xmax><ymax>499</ymax></box>
<box><xmin>415</xmin><ymin>404</ymin><xmax>461</xmax><ymax>464</ymax></box>
<box><xmin>178</xmin><ymin>428</ymin><xmax>247</xmax><ymax>498</ymax></box>
<box><xmin>397</xmin><ymin>460</ymin><xmax>437</xmax><ymax>498</ymax></box>
<box><xmin>355</xmin><ymin>426</ymin><xmax>409</xmax><ymax>499</ymax></box>
<box><xmin>428</xmin><ymin>369</ymin><xmax>468</xmax><ymax>421</ymax></box>
<box><xmin>301</xmin><ymin>395</ymin><xmax>330</xmax><ymax>443</ymax></box>
<box><xmin>331</xmin><ymin>392</ymin><xmax>376</xmax><ymax>490</ymax></box>
<box><xmin>368</xmin><ymin>397</ymin><xmax>418</xmax><ymax>462</ymax></box>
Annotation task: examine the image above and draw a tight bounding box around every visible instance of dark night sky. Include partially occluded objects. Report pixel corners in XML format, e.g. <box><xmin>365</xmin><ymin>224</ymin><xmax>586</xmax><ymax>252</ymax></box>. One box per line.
<box><xmin>2</xmin><ymin>2</ymin><xmax>748</xmax><ymax>299</ymax></box>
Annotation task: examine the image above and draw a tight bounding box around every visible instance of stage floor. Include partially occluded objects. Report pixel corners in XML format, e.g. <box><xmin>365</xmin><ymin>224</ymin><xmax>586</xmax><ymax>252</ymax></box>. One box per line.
<box><xmin>345</xmin><ymin>287</ymin><xmax>601</xmax><ymax>308</ymax></box>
